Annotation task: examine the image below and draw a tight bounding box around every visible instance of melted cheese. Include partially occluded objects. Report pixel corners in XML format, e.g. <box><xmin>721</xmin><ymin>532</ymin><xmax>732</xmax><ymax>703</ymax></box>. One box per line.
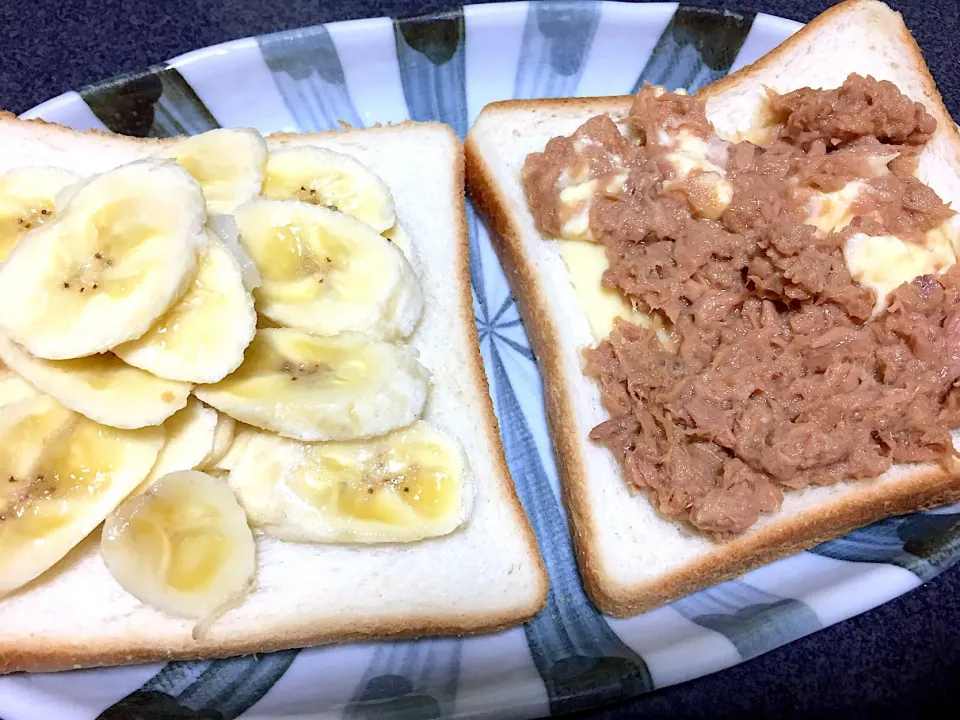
<box><xmin>557</xmin><ymin>173</ymin><xmax>627</xmax><ymax>241</ymax></box>
<box><xmin>556</xmin><ymin>240</ymin><xmax>641</xmax><ymax>340</ymax></box>
<box><xmin>805</xmin><ymin>154</ymin><xmax>897</xmax><ymax>235</ymax></box>
<box><xmin>664</xmin><ymin>131</ymin><xmax>724</xmax><ymax>174</ymax></box>
<box><xmin>662</xmin><ymin>130</ymin><xmax>733</xmax><ymax>220</ymax></box>
<box><xmin>728</xmin><ymin>124</ymin><xmax>777</xmax><ymax>146</ymax></box>
<box><xmin>555</xmin><ymin>240</ymin><xmax>674</xmax><ymax>350</ymax></box>
<box><xmin>844</xmin><ymin>229</ymin><xmax>956</xmax><ymax>314</ymax></box>
<box><xmin>807</xmin><ymin>181</ymin><xmax>866</xmax><ymax>233</ymax></box>
<box><xmin>558</xmin><ymin>179</ymin><xmax>598</xmax><ymax>241</ymax></box>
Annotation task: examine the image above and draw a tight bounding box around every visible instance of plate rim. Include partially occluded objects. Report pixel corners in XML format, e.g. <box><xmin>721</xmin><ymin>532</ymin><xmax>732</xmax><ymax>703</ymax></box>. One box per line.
<box><xmin>13</xmin><ymin>4</ymin><xmax>956</xmax><ymax>720</ymax></box>
<box><xmin>22</xmin><ymin>2</ymin><xmax>804</xmax><ymax>121</ymax></box>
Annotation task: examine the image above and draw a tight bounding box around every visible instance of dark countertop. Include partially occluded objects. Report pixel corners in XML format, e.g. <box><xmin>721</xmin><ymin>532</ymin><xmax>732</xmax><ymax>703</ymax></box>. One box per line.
<box><xmin>2</xmin><ymin>1</ymin><xmax>959</xmax><ymax>718</ymax></box>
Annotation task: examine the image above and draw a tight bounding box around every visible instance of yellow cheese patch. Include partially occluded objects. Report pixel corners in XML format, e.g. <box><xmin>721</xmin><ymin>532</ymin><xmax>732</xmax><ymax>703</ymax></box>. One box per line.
<box><xmin>557</xmin><ymin>173</ymin><xmax>628</xmax><ymax>242</ymax></box>
<box><xmin>558</xmin><ymin>179</ymin><xmax>598</xmax><ymax>241</ymax></box>
<box><xmin>806</xmin><ymin>181</ymin><xmax>866</xmax><ymax>233</ymax></box>
<box><xmin>662</xmin><ymin>130</ymin><xmax>733</xmax><ymax>220</ymax></box>
<box><xmin>728</xmin><ymin>124</ymin><xmax>777</xmax><ymax>146</ymax></box>
<box><xmin>844</xmin><ymin>229</ymin><xmax>956</xmax><ymax>313</ymax></box>
<box><xmin>664</xmin><ymin>131</ymin><xmax>724</xmax><ymax>175</ymax></box>
<box><xmin>555</xmin><ymin>239</ymin><xmax>671</xmax><ymax>345</ymax></box>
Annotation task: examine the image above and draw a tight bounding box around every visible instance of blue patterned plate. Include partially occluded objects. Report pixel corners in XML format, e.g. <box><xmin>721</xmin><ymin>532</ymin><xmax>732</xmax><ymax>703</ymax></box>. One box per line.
<box><xmin>7</xmin><ymin>3</ymin><xmax>960</xmax><ymax>718</ymax></box>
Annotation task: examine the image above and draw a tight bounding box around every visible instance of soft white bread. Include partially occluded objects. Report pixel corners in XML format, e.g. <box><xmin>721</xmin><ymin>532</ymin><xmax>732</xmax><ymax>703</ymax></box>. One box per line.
<box><xmin>0</xmin><ymin>115</ymin><xmax>547</xmax><ymax>672</ymax></box>
<box><xmin>465</xmin><ymin>0</ymin><xmax>960</xmax><ymax>617</ymax></box>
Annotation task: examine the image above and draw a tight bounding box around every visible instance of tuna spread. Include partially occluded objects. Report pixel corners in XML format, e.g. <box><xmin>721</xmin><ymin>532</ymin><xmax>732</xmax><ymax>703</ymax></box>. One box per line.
<box><xmin>522</xmin><ymin>74</ymin><xmax>960</xmax><ymax>538</ymax></box>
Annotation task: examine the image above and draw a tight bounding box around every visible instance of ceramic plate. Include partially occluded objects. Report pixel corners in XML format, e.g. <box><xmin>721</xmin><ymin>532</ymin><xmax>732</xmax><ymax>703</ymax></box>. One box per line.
<box><xmin>6</xmin><ymin>2</ymin><xmax>960</xmax><ymax>718</ymax></box>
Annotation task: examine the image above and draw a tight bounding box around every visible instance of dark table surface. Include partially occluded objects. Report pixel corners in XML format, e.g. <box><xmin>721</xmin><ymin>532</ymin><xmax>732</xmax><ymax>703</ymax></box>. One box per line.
<box><xmin>2</xmin><ymin>1</ymin><xmax>960</xmax><ymax>718</ymax></box>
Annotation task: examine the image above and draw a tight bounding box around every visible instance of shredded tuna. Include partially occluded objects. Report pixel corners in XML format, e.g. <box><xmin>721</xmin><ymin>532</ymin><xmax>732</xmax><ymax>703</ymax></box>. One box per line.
<box><xmin>523</xmin><ymin>73</ymin><xmax>958</xmax><ymax>538</ymax></box>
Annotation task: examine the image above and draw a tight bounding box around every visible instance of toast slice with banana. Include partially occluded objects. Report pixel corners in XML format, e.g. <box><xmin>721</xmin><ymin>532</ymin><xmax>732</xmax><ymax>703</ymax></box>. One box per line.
<box><xmin>465</xmin><ymin>0</ymin><xmax>960</xmax><ymax>616</ymax></box>
<box><xmin>0</xmin><ymin>114</ymin><xmax>547</xmax><ymax>672</ymax></box>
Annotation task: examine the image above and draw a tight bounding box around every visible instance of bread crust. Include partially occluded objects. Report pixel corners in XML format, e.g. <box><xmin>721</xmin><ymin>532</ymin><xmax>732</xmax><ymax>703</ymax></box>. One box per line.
<box><xmin>465</xmin><ymin>0</ymin><xmax>960</xmax><ymax>617</ymax></box>
<box><xmin>0</xmin><ymin>607</ymin><xmax>539</xmax><ymax>674</ymax></box>
<box><xmin>0</xmin><ymin>115</ymin><xmax>547</xmax><ymax>672</ymax></box>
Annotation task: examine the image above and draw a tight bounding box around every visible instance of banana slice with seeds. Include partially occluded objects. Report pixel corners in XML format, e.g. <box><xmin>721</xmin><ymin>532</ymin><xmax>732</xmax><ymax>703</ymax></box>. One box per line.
<box><xmin>0</xmin><ymin>161</ymin><xmax>207</xmax><ymax>360</ymax></box>
<box><xmin>101</xmin><ymin>470</ymin><xmax>255</xmax><ymax>621</ymax></box>
<box><xmin>195</xmin><ymin>328</ymin><xmax>429</xmax><ymax>442</ymax></box>
<box><xmin>140</xmin><ymin>397</ymin><xmax>219</xmax><ymax>490</ymax></box>
<box><xmin>0</xmin><ymin>167</ymin><xmax>79</xmax><ymax>261</ymax></box>
<box><xmin>114</xmin><ymin>232</ymin><xmax>256</xmax><ymax>383</ymax></box>
<box><xmin>227</xmin><ymin>422</ymin><xmax>471</xmax><ymax>544</ymax></box>
<box><xmin>262</xmin><ymin>146</ymin><xmax>395</xmax><ymax>232</ymax></box>
<box><xmin>234</xmin><ymin>199</ymin><xmax>423</xmax><ymax>340</ymax></box>
<box><xmin>155</xmin><ymin>129</ymin><xmax>267</xmax><ymax>215</ymax></box>
<box><xmin>0</xmin><ymin>394</ymin><xmax>165</xmax><ymax>597</ymax></box>
<box><xmin>0</xmin><ymin>333</ymin><xmax>191</xmax><ymax>429</ymax></box>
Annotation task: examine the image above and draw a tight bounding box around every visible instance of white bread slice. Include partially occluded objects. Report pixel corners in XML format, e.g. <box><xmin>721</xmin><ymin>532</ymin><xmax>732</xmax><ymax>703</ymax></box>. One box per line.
<box><xmin>0</xmin><ymin>115</ymin><xmax>547</xmax><ymax>672</ymax></box>
<box><xmin>465</xmin><ymin>0</ymin><xmax>960</xmax><ymax>618</ymax></box>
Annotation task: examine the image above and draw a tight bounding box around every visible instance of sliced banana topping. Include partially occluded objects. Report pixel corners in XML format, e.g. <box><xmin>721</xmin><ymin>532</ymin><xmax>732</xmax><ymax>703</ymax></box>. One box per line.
<box><xmin>141</xmin><ymin>397</ymin><xmax>219</xmax><ymax>489</ymax></box>
<box><xmin>234</xmin><ymin>199</ymin><xmax>423</xmax><ymax>340</ymax></box>
<box><xmin>155</xmin><ymin>129</ymin><xmax>267</xmax><ymax>215</ymax></box>
<box><xmin>227</xmin><ymin>422</ymin><xmax>471</xmax><ymax>544</ymax></box>
<box><xmin>0</xmin><ymin>333</ymin><xmax>191</xmax><ymax>429</ymax></box>
<box><xmin>0</xmin><ymin>394</ymin><xmax>165</xmax><ymax>597</ymax></box>
<box><xmin>0</xmin><ymin>364</ymin><xmax>39</xmax><ymax>407</ymax></box>
<box><xmin>381</xmin><ymin>222</ymin><xmax>415</xmax><ymax>262</ymax></box>
<box><xmin>208</xmin><ymin>214</ymin><xmax>262</xmax><ymax>292</ymax></box>
<box><xmin>262</xmin><ymin>146</ymin><xmax>396</xmax><ymax>232</ymax></box>
<box><xmin>0</xmin><ymin>167</ymin><xmax>79</xmax><ymax>261</ymax></box>
<box><xmin>114</xmin><ymin>232</ymin><xmax>256</xmax><ymax>383</ymax></box>
<box><xmin>197</xmin><ymin>410</ymin><xmax>237</xmax><ymax>471</ymax></box>
<box><xmin>101</xmin><ymin>470</ymin><xmax>256</xmax><ymax>620</ymax></box>
<box><xmin>195</xmin><ymin>328</ymin><xmax>429</xmax><ymax>442</ymax></box>
<box><xmin>208</xmin><ymin>422</ymin><xmax>255</xmax><ymax>473</ymax></box>
<box><xmin>0</xmin><ymin>161</ymin><xmax>208</xmax><ymax>360</ymax></box>
<box><xmin>0</xmin><ymin>128</ymin><xmax>447</xmax><ymax>610</ymax></box>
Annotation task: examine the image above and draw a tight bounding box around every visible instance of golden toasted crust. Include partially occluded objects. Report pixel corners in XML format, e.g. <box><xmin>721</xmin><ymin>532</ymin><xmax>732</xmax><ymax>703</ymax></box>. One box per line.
<box><xmin>700</xmin><ymin>0</ymin><xmax>960</xmax><ymax>152</ymax></box>
<box><xmin>471</xmin><ymin>97</ymin><xmax>633</xmax><ymax>129</ymax></box>
<box><xmin>0</xmin><ymin>606</ymin><xmax>540</xmax><ymax>674</ymax></box>
<box><xmin>601</xmin><ymin>465</ymin><xmax>960</xmax><ymax>616</ymax></box>
<box><xmin>0</xmin><ymin>116</ymin><xmax>547</xmax><ymax>671</ymax></box>
<box><xmin>0</xmin><ymin>109</ymin><xmax>460</xmax><ymax>145</ymax></box>
<box><xmin>468</xmin><ymin>129</ymin><xmax>617</xmax><ymax>612</ymax></box>
<box><xmin>465</xmin><ymin>0</ymin><xmax>960</xmax><ymax>151</ymax></box>
<box><xmin>465</xmin><ymin>0</ymin><xmax>960</xmax><ymax>617</ymax></box>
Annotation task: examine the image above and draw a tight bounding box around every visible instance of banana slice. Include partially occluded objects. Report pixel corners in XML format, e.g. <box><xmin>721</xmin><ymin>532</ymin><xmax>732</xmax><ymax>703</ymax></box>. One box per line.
<box><xmin>207</xmin><ymin>422</ymin><xmax>255</xmax><ymax>473</ymax></box>
<box><xmin>382</xmin><ymin>222</ymin><xmax>414</xmax><ymax>262</ymax></box>
<box><xmin>0</xmin><ymin>365</ymin><xmax>39</xmax><ymax>407</ymax></box>
<box><xmin>0</xmin><ymin>167</ymin><xmax>80</xmax><ymax>261</ymax></box>
<box><xmin>197</xmin><ymin>411</ymin><xmax>236</xmax><ymax>471</ymax></box>
<box><xmin>0</xmin><ymin>333</ymin><xmax>191</xmax><ymax>429</ymax></box>
<box><xmin>113</xmin><ymin>232</ymin><xmax>256</xmax><ymax>383</ymax></box>
<box><xmin>208</xmin><ymin>214</ymin><xmax>262</xmax><ymax>291</ymax></box>
<box><xmin>0</xmin><ymin>394</ymin><xmax>165</xmax><ymax>596</ymax></box>
<box><xmin>101</xmin><ymin>470</ymin><xmax>255</xmax><ymax>620</ymax></box>
<box><xmin>227</xmin><ymin>422</ymin><xmax>471</xmax><ymax>543</ymax></box>
<box><xmin>234</xmin><ymin>199</ymin><xmax>423</xmax><ymax>340</ymax></box>
<box><xmin>155</xmin><ymin>129</ymin><xmax>267</xmax><ymax>215</ymax></box>
<box><xmin>262</xmin><ymin>146</ymin><xmax>395</xmax><ymax>232</ymax></box>
<box><xmin>0</xmin><ymin>161</ymin><xmax>208</xmax><ymax>360</ymax></box>
<box><xmin>141</xmin><ymin>397</ymin><xmax>219</xmax><ymax>489</ymax></box>
<box><xmin>195</xmin><ymin>328</ymin><xmax>429</xmax><ymax>441</ymax></box>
